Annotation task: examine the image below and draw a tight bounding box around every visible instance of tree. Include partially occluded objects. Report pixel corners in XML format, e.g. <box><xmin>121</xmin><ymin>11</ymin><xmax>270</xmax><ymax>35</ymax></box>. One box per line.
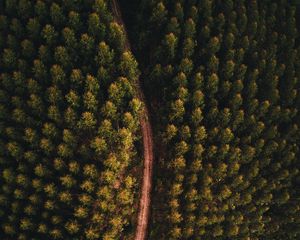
<box><xmin>171</xmin><ymin>157</ymin><xmax>186</xmax><ymax>171</ymax></box>
<box><xmin>179</xmin><ymin>125</ymin><xmax>191</xmax><ymax>140</ymax></box>
<box><xmin>184</xmin><ymin>18</ymin><xmax>196</xmax><ymax>38</ymax></box>
<box><xmin>80</xmin><ymin>180</ymin><xmax>95</xmax><ymax>193</ymax></box>
<box><xmin>24</xmin><ymin>128</ymin><xmax>38</xmax><ymax>146</ymax></box>
<box><xmin>65</xmin><ymin>220</ymin><xmax>80</xmax><ymax>234</ymax></box>
<box><xmin>208</xmin><ymin>55</ymin><xmax>219</xmax><ymax>73</ymax></box>
<box><xmin>2</xmin><ymin>49</ymin><xmax>17</xmax><ymax>69</ymax></box>
<box><xmin>78</xmin><ymin>112</ymin><xmax>97</xmax><ymax>130</ymax></box>
<box><xmin>68</xmin><ymin>11</ymin><xmax>82</xmax><ymax>33</ymax></box>
<box><xmin>191</xmin><ymin>108</ymin><xmax>203</xmax><ymax>125</ymax></box>
<box><xmin>223</xmin><ymin>60</ymin><xmax>235</xmax><ymax>79</ymax></box>
<box><xmin>175</xmin><ymin>141</ymin><xmax>189</xmax><ymax>156</ymax></box>
<box><xmin>227</xmin><ymin>224</ymin><xmax>239</xmax><ymax>237</ymax></box>
<box><xmin>163</xmin><ymin>33</ymin><xmax>178</xmax><ymax>60</ymax></box>
<box><xmin>170</xmin><ymin>183</ymin><xmax>183</xmax><ymax>197</ymax></box>
<box><xmin>208</xmin><ymin>36</ymin><xmax>221</xmax><ymax>54</ymax></box>
<box><xmin>7</xmin><ymin>142</ymin><xmax>23</xmax><ymax>160</ymax></box>
<box><xmin>85</xmin><ymin>75</ymin><xmax>99</xmax><ymax>94</ymax></box>
<box><xmin>192</xmin><ymin>72</ymin><xmax>204</xmax><ymax>90</ymax></box>
<box><xmin>102</xmin><ymin>101</ymin><xmax>117</xmax><ymax>120</ymax></box>
<box><xmin>108</xmin><ymin>83</ymin><xmax>123</xmax><ymax>107</ymax></box>
<box><xmin>83</xmin><ymin>164</ymin><xmax>98</xmax><ymax>179</ymax></box>
<box><xmin>118</xmin><ymin>128</ymin><xmax>133</xmax><ymax>151</ymax></box>
<box><xmin>123</xmin><ymin>112</ymin><xmax>137</xmax><ymax>131</ymax></box>
<box><xmin>62</xmin><ymin>27</ymin><xmax>77</xmax><ymax>49</ymax></box>
<box><xmin>54</xmin><ymin>46</ymin><xmax>71</xmax><ymax>69</ymax></box>
<box><xmin>169</xmin><ymin>226</ymin><xmax>182</xmax><ymax>239</ymax></box>
<box><xmin>93</xmin><ymin>0</ymin><xmax>110</xmax><ymax>22</ymax></box>
<box><xmin>64</xmin><ymin>107</ymin><xmax>78</xmax><ymax>127</ymax></box>
<box><xmin>58</xmin><ymin>143</ymin><xmax>73</xmax><ymax>158</ymax></box>
<box><xmin>42</xmin><ymin>24</ymin><xmax>58</xmax><ymax>46</ymax></box>
<box><xmin>21</xmin><ymin>39</ymin><xmax>35</xmax><ymax>59</ymax></box>
<box><xmin>85</xmin><ymin>228</ymin><xmax>100</xmax><ymax>239</ymax></box>
<box><xmin>91</xmin><ymin>137</ymin><xmax>107</xmax><ymax>155</ymax></box>
<box><xmin>66</xmin><ymin>90</ymin><xmax>80</xmax><ymax>108</ymax></box>
<box><xmin>98</xmin><ymin>119</ymin><xmax>113</xmax><ymax>139</ymax></box>
<box><xmin>38</xmin><ymin>45</ymin><xmax>51</xmax><ymax>64</ymax></box>
<box><xmin>95</xmin><ymin>41</ymin><xmax>114</xmax><ymax>67</ymax></box>
<box><xmin>108</xmin><ymin>22</ymin><xmax>125</xmax><ymax>51</ymax></box>
<box><xmin>47</xmin><ymin>86</ymin><xmax>63</xmax><ymax>105</ymax></box>
<box><xmin>44</xmin><ymin>183</ymin><xmax>57</xmax><ymax>197</ymax></box>
<box><xmin>17</xmin><ymin>0</ymin><xmax>33</xmax><ymax>20</ymax></box>
<box><xmin>60</xmin><ymin>175</ymin><xmax>76</xmax><ymax>189</ymax></box>
<box><xmin>50</xmin><ymin>3</ymin><xmax>65</xmax><ymax>26</ymax></box>
<box><xmin>170</xmin><ymin>99</ymin><xmax>185</xmax><ymax>122</ymax></box>
<box><xmin>173</xmin><ymin>72</ymin><xmax>187</xmax><ymax>87</ymax></box>
<box><xmin>50</xmin><ymin>65</ymin><xmax>66</xmax><ymax>85</ymax></box>
<box><xmin>34</xmin><ymin>164</ymin><xmax>47</xmax><ymax>177</ymax></box>
<box><xmin>84</xmin><ymin>91</ymin><xmax>98</xmax><ymax>111</ymax></box>
<box><xmin>88</xmin><ymin>13</ymin><xmax>105</xmax><ymax>39</ymax></box>
<box><xmin>150</xmin><ymin>2</ymin><xmax>167</xmax><ymax>25</ymax></box>
<box><xmin>182</xmin><ymin>38</ymin><xmax>195</xmax><ymax>57</ymax></box>
<box><xmin>58</xmin><ymin>191</ymin><xmax>72</xmax><ymax>204</ymax></box>
<box><xmin>164</xmin><ymin>124</ymin><xmax>178</xmax><ymax>142</ymax></box>
<box><xmin>37</xmin><ymin>224</ymin><xmax>48</xmax><ymax>234</ymax></box>
<box><xmin>212</xmin><ymin>224</ymin><xmax>224</xmax><ymax>237</ymax></box>
<box><xmin>206</xmin><ymin>73</ymin><xmax>219</xmax><ymax>95</ymax></box>
<box><xmin>166</xmin><ymin>17</ymin><xmax>180</xmax><ymax>36</ymax></box>
<box><xmin>20</xmin><ymin>218</ymin><xmax>34</xmax><ymax>231</ymax></box>
<box><xmin>48</xmin><ymin>105</ymin><xmax>62</xmax><ymax>123</ymax></box>
<box><xmin>179</xmin><ymin>58</ymin><xmax>193</xmax><ymax>74</ymax></box>
<box><xmin>119</xmin><ymin>52</ymin><xmax>138</xmax><ymax>80</ymax></box>
<box><xmin>194</xmin><ymin>126</ymin><xmax>207</xmax><ymax>143</ymax></box>
<box><xmin>50</xmin><ymin>229</ymin><xmax>63</xmax><ymax>239</ymax></box>
<box><xmin>34</xmin><ymin>0</ymin><xmax>47</xmax><ymax>22</ymax></box>
<box><xmin>70</xmin><ymin>69</ymin><xmax>83</xmax><ymax>88</ymax></box>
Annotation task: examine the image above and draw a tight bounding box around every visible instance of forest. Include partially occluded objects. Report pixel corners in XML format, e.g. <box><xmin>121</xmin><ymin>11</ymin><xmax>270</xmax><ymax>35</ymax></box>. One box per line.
<box><xmin>0</xmin><ymin>0</ymin><xmax>300</xmax><ymax>240</ymax></box>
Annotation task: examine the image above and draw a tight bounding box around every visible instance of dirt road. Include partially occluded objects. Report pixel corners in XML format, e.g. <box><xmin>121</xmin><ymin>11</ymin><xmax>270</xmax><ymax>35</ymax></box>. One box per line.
<box><xmin>111</xmin><ymin>1</ymin><xmax>154</xmax><ymax>240</ymax></box>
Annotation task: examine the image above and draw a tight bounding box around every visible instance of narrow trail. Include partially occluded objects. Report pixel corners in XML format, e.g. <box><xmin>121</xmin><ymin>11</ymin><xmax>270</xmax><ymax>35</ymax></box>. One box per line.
<box><xmin>111</xmin><ymin>1</ymin><xmax>154</xmax><ymax>240</ymax></box>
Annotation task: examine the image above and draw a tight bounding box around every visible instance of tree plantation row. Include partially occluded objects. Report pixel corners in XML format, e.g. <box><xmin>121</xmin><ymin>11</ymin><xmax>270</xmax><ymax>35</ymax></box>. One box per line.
<box><xmin>0</xmin><ymin>0</ymin><xmax>300</xmax><ymax>240</ymax></box>
<box><xmin>125</xmin><ymin>0</ymin><xmax>300</xmax><ymax>239</ymax></box>
<box><xmin>0</xmin><ymin>0</ymin><xmax>142</xmax><ymax>239</ymax></box>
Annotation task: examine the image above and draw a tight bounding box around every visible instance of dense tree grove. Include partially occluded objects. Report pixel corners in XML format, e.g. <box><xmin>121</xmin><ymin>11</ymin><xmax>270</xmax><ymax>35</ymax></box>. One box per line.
<box><xmin>0</xmin><ymin>0</ymin><xmax>142</xmax><ymax>239</ymax></box>
<box><xmin>123</xmin><ymin>0</ymin><xmax>300</xmax><ymax>239</ymax></box>
<box><xmin>1</xmin><ymin>0</ymin><xmax>300</xmax><ymax>239</ymax></box>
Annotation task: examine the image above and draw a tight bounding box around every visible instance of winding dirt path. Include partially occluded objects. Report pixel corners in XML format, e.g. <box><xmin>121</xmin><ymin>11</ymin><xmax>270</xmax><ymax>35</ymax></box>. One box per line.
<box><xmin>111</xmin><ymin>1</ymin><xmax>154</xmax><ymax>240</ymax></box>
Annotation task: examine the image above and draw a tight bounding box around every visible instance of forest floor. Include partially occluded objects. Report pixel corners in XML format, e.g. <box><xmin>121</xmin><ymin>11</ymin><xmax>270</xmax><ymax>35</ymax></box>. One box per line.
<box><xmin>111</xmin><ymin>1</ymin><xmax>154</xmax><ymax>240</ymax></box>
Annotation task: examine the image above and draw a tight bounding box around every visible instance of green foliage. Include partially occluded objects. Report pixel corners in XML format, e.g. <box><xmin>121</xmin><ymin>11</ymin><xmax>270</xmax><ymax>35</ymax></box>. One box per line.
<box><xmin>1</xmin><ymin>0</ymin><xmax>300</xmax><ymax>239</ymax></box>
<box><xmin>0</xmin><ymin>1</ymin><xmax>141</xmax><ymax>239</ymax></box>
<box><xmin>127</xmin><ymin>0</ymin><xmax>300</xmax><ymax>239</ymax></box>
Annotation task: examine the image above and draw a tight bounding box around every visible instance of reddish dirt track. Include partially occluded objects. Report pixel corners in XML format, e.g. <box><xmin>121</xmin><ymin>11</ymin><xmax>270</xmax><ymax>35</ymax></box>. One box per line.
<box><xmin>111</xmin><ymin>1</ymin><xmax>154</xmax><ymax>240</ymax></box>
